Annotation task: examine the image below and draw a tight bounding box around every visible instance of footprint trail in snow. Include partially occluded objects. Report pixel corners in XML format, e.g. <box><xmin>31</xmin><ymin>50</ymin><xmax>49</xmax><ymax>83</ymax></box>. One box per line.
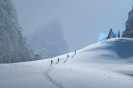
<box><xmin>45</xmin><ymin>66</ymin><xmax>64</xmax><ymax>88</ymax></box>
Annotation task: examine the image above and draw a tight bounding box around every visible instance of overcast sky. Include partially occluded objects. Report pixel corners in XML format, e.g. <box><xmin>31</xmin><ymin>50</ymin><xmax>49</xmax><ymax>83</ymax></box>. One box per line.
<box><xmin>12</xmin><ymin>0</ymin><xmax>132</xmax><ymax>51</ymax></box>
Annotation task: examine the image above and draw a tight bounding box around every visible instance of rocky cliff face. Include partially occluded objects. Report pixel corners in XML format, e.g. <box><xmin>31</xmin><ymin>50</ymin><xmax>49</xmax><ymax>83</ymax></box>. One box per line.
<box><xmin>28</xmin><ymin>19</ymin><xmax>69</xmax><ymax>59</ymax></box>
<box><xmin>122</xmin><ymin>6</ymin><xmax>133</xmax><ymax>38</ymax></box>
<box><xmin>0</xmin><ymin>0</ymin><xmax>34</xmax><ymax>63</ymax></box>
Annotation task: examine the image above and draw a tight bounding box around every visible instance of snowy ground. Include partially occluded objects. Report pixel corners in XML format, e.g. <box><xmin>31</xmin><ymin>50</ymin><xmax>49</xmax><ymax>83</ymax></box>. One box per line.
<box><xmin>0</xmin><ymin>38</ymin><xmax>133</xmax><ymax>88</ymax></box>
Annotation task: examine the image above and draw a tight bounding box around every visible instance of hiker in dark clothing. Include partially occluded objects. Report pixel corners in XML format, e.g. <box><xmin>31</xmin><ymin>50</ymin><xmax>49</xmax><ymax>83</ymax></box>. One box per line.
<box><xmin>51</xmin><ymin>60</ymin><xmax>53</xmax><ymax>65</ymax></box>
<box><xmin>75</xmin><ymin>50</ymin><xmax>77</xmax><ymax>54</ymax></box>
<box><xmin>67</xmin><ymin>54</ymin><xmax>69</xmax><ymax>59</ymax></box>
<box><xmin>58</xmin><ymin>58</ymin><xmax>60</xmax><ymax>63</ymax></box>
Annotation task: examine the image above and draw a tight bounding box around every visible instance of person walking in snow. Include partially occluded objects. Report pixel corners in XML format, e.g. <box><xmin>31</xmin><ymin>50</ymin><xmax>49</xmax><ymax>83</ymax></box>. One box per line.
<box><xmin>67</xmin><ymin>54</ymin><xmax>69</xmax><ymax>59</ymax></box>
<box><xmin>58</xmin><ymin>58</ymin><xmax>60</xmax><ymax>63</ymax></box>
<box><xmin>51</xmin><ymin>60</ymin><xmax>53</xmax><ymax>65</ymax></box>
<box><xmin>75</xmin><ymin>50</ymin><xmax>77</xmax><ymax>54</ymax></box>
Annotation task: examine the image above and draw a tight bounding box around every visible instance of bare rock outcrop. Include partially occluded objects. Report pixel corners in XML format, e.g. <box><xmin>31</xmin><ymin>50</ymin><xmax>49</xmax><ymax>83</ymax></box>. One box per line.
<box><xmin>0</xmin><ymin>0</ymin><xmax>35</xmax><ymax>63</ymax></box>
<box><xmin>122</xmin><ymin>6</ymin><xmax>133</xmax><ymax>38</ymax></box>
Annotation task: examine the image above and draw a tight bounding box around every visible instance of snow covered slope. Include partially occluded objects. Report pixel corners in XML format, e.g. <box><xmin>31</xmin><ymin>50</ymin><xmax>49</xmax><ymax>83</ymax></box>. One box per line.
<box><xmin>0</xmin><ymin>38</ymin><xmax>133</xmax><ymax>88</ymax></box>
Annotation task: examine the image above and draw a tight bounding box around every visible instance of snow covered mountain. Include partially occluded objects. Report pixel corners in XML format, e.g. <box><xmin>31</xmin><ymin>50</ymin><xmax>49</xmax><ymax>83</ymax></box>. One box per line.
<box><xmin>28</xmin><ymin>19</ymin><xmax>69</xmax><ymax>59</ymax></box>
<box><xmin>0</xmin><ymin>38</ymin><xmax>133</xmax><ymax>88</ymax></box>
<box><xmin>0</xmin><ymin>0</ymin><xmax>35</xmax><ymax>63</ymax></box>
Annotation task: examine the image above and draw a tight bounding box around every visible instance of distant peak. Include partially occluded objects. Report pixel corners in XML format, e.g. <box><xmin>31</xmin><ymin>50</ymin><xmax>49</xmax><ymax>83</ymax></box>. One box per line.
<box><xmin>122</xmin><ymin>6</ymin><xmax>133</xmax><ymax>38</ymax></box>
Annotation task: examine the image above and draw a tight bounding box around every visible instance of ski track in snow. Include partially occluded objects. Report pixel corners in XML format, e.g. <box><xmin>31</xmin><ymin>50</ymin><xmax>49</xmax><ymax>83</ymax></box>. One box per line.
<box><xmin>71</xmin><ymin>53</ymin><xmax>76</xmax><ymax>58</ymax></box>
<box><xmin>45</xmin><ymin>65</ymin><xmax>64</xmax><ymax>88</ymax></box>
<box><xmin>64</xmin><ymin>53</ymin><xmax>75</xmax><ymax>63</ymax></box>
<box><xmin>45</xmin><ymin>53</ymin><xmax>76</xmax><ymax>88</ymax></box>
<box><xmin>63</xmin><ymin>58</ymin><xmax>68</xmax><ymax>63</ymax></box>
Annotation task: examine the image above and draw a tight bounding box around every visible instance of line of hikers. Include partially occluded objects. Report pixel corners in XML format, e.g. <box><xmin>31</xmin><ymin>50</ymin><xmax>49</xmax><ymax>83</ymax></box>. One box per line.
<box><xmin>51</xmin><ymin>58</ymin><xmax>60</xmax><ymax>65</ymax></box>
<box><xmin>50</xmin><ymin>50</ymin><xmax>77</xmax><ymax>65</ymax></box>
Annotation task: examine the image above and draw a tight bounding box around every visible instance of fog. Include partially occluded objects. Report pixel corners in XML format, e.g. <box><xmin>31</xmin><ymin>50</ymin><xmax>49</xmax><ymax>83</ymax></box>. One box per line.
<box><xmin>12</xmin><ymin>0</ymin><xmax>132</xmax><ymax>51</ymax></box>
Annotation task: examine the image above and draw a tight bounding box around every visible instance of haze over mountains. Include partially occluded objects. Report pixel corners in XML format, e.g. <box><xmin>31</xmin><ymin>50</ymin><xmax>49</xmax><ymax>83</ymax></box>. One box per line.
<box><xmin>0</xmin><ymin>0</ymin><xmax>133</xmax><ymax>88</ymax></box>
<box><xmin>0</xmin><ymin>0</ymin><xmax>69</xmax><ymax>63</ymax></box>
<box><xmin>28</xmin><ymin>19</ymin><xmax>69</xmax><ymax>59</ymax></box>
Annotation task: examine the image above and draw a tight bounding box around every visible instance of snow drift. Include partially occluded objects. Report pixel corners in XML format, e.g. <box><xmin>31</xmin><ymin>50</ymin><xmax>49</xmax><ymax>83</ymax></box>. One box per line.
<box><xmin>81</xmin><ymin>38</ymin><xmax>133</xmax><ymax>59</ymax></box>
<box><xmin>0</xmin><ymin>38</ymin><xmax>133</xmax><ymax>88</ymax></box>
